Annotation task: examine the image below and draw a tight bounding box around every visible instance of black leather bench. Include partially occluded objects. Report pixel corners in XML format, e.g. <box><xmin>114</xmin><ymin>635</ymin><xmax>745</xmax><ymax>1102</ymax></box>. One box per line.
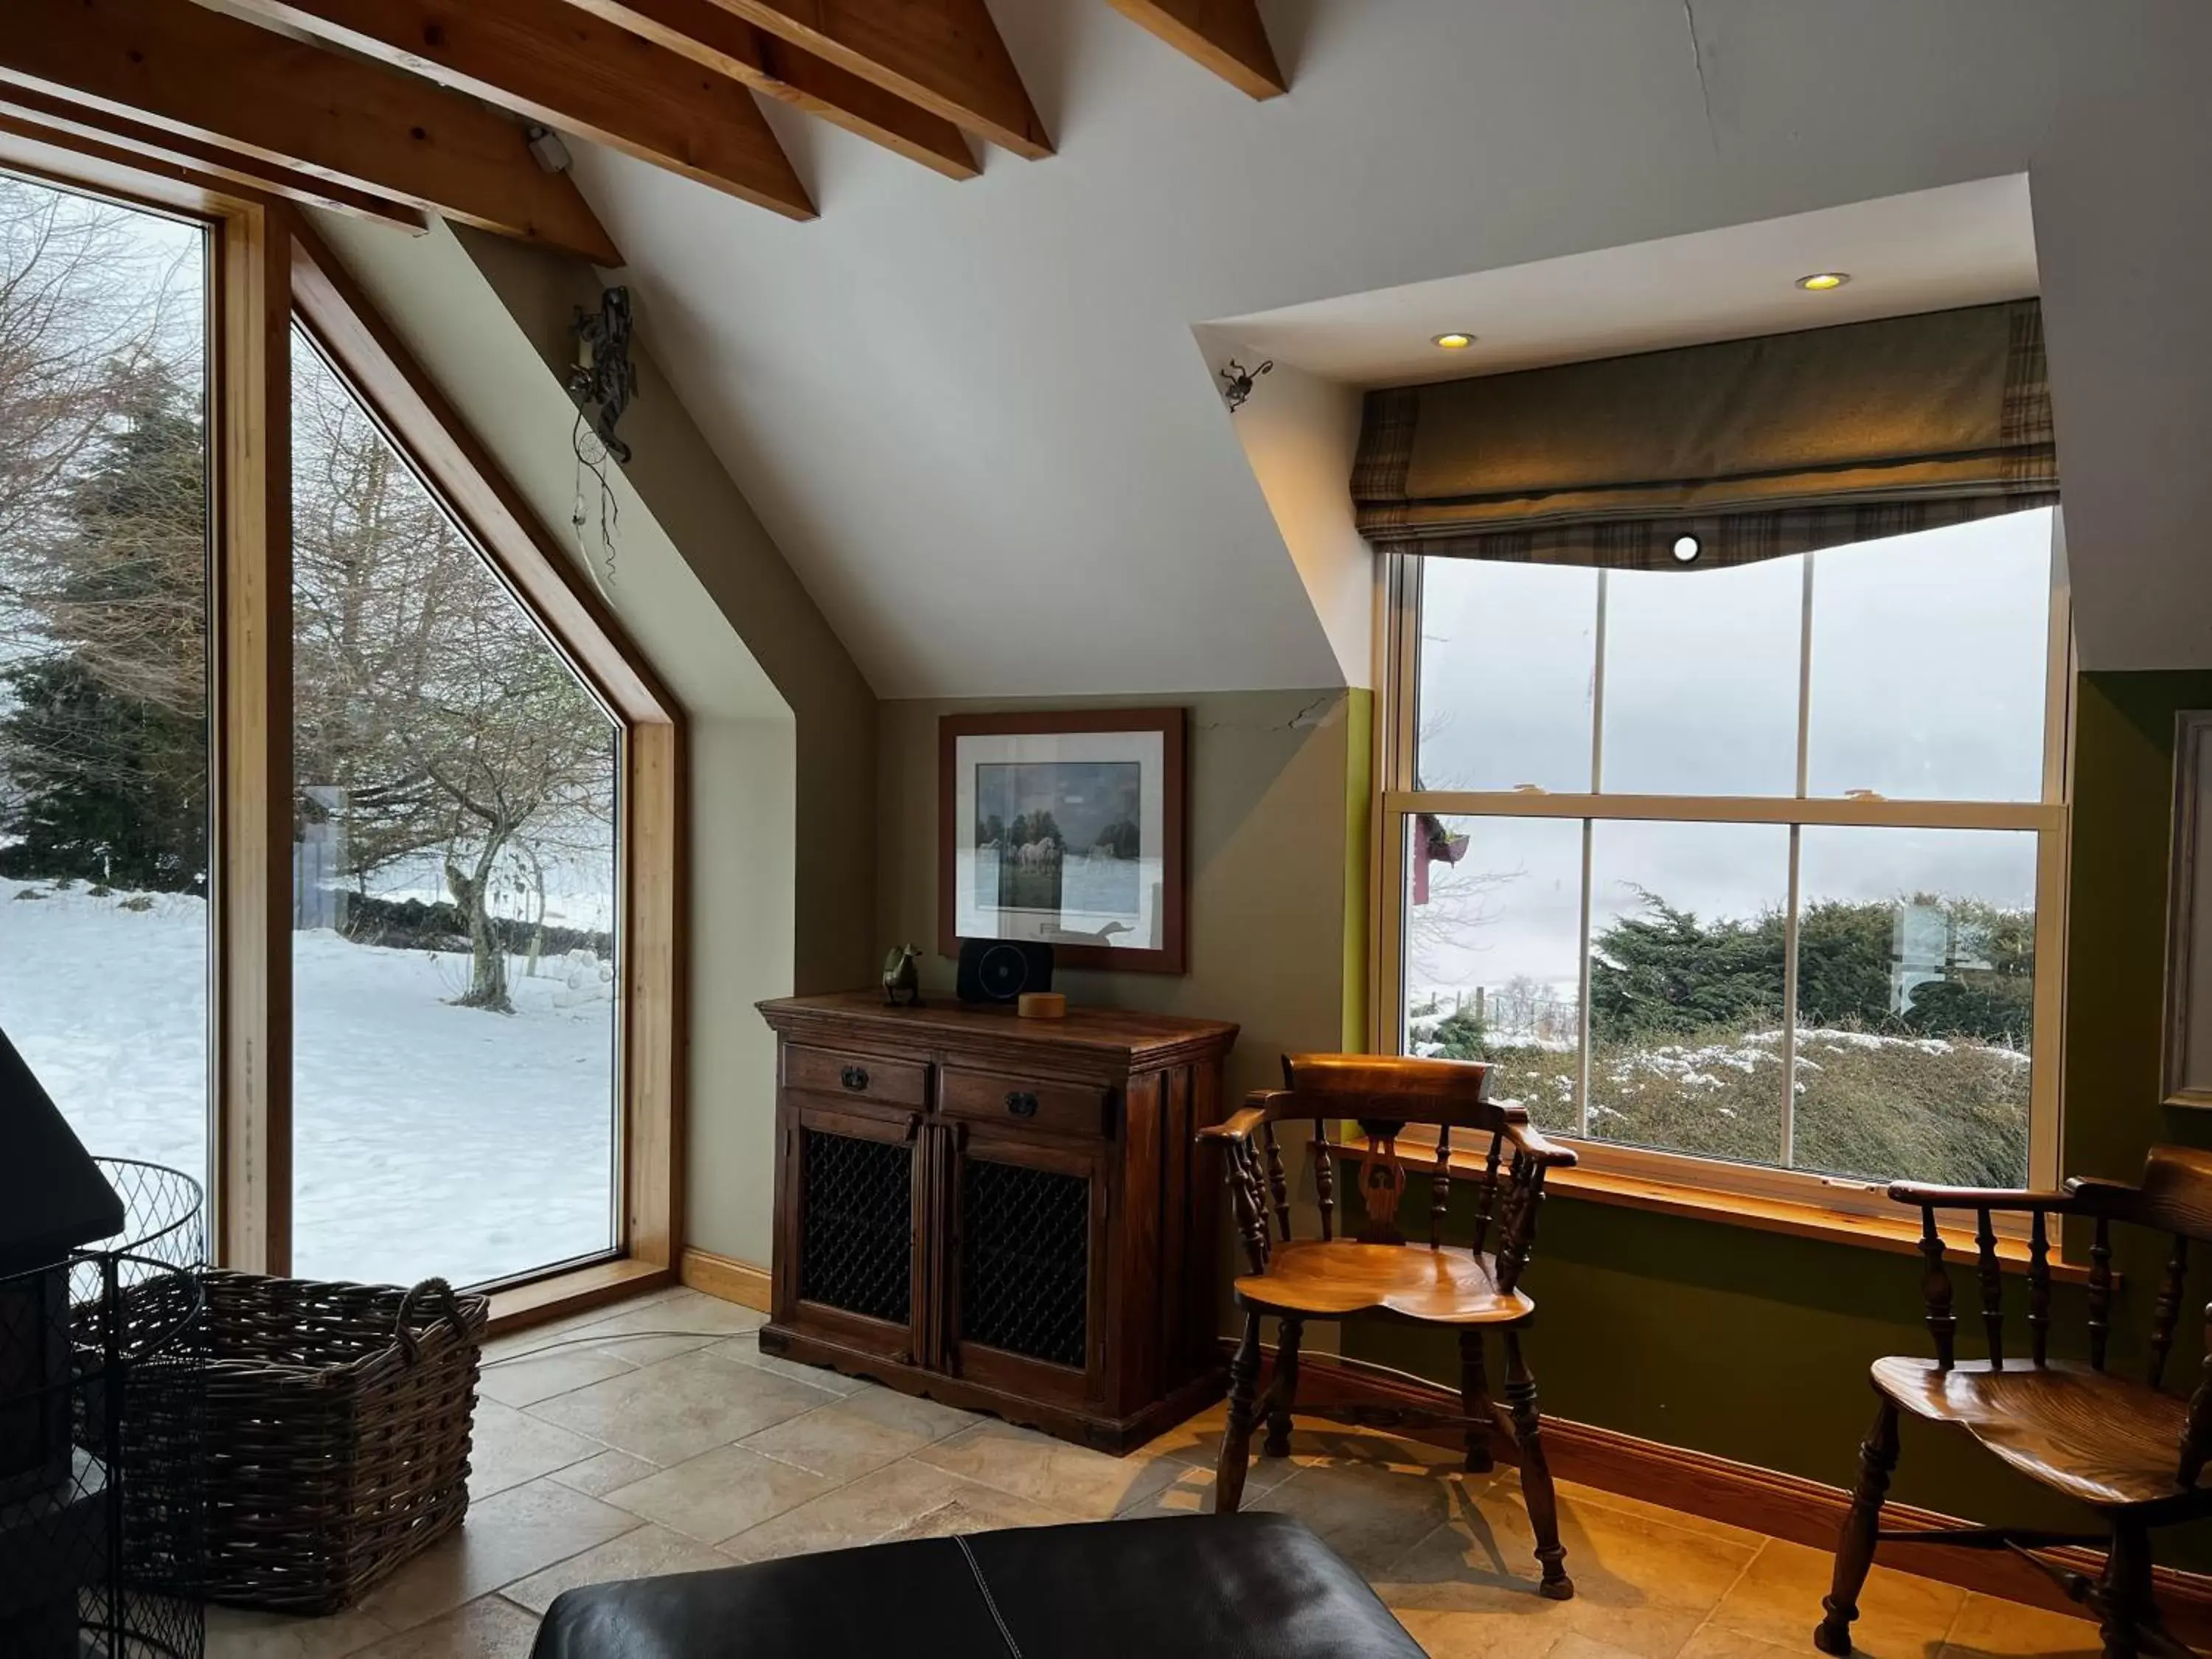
<box><xmin>529</xmin><ymin>1512</ymin><xmax>1427</xmax><ymax>1658</ymax></box>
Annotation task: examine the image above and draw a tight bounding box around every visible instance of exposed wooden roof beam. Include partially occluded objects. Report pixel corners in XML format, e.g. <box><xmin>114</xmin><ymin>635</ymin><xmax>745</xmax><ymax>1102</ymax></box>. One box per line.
<box><xmin>711</xmin><ymin>0</ymin><xmax>1050</xmax><ymax>159</ymax></box>
<box><xmin>1107</xmin><ymin>0</ymin><xmax>1285</xmax><ymax>100</ymax></box>
<box><xmin>218</xmin><ymin>0</ymin><xmax>815</xmax><ymax>220</ymax></box>
<box><xmin>563</xmin><ymin>0</ymin><xmax>977</xmax><ymax>180</ymax></box>
<box><xmin>0</xmin><ymin>83</ymin><xmax>429</xmax><ymax>233</ymax></box>
<box><xmin>1</xmin><ymin>0</ymin><xmax>618</xmax><ymax>264</ymax></box>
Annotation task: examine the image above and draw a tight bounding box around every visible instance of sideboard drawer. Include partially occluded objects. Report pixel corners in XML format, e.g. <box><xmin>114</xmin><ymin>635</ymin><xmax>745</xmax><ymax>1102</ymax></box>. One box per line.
<box><xmin>786</xmin><ymin>1043</ymin><xmax>928</xmax><ymax>1109</ymax></box>
<box><xmin>941</xmin><ymin>1066</ymin><xmax>1111</xmax><ymax>1138</ymax></box>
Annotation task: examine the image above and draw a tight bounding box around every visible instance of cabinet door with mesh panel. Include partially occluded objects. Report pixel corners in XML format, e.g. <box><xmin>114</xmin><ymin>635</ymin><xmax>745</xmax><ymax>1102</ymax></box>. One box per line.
<box><xmin>944</xmin><ymin>1126</ymin><xmax>1107</xmax><ymax>1408</ymax></box>
<box><xmin>779</xmin><ymin>1101</ymin><xmax>925</xmax><ymax>1364</ymax></box>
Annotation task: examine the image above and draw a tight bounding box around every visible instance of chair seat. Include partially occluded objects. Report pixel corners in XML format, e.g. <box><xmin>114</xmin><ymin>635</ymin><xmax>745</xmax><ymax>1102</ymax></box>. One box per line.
<box><xmin>1871</xmin><ymin>1356</ymin><xmax>2204</xmax><ymax>1509</ymax></box>
<box><xmin>1234</xmin><ymin>1240</ymin><xmax>1534</xmax><ymax>1324</ymax></box>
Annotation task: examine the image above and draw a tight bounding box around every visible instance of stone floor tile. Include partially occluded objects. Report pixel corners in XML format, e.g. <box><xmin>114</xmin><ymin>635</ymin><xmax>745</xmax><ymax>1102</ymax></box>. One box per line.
<box><xmin>872</xmin><ymin>1484</ymin><xmax>1088</xmax><ymax>1543</ymax></box>
<box><xmin>706</xmin><ymin>1331</ymin><xmax>869</xmax><ymax>1396</ymax></box>
<box><xmin>717</xmin><ymin>1458</ymin><xmax>1029</xmax><ymax>1563</ymax></box>
<box><xmin>552</xmin><ymin>1290</ymin><xmax>767</xmax><ymax>1366</ymax></box>
<box><xmin>1676</xmin><ymin>1623</ymin><xmax>1820</xmax><ymax>1659</ymax></box>
<box><xmin>911</xmin><ymin>1418</ymin><xmax>1184</xmax><ymax>1520</ymax></box>
<box><xmin>476</xmin><ymin>1343</ymin><xmax>636</xmax><ymax>1410</ymax></box>
<box><xmin>204</xmin><ymin>1604</ymin><xmax>394</xmax><ymax>1659</ymax></box>
<box><xmin>1708</xmin><ymin>1538</ymin><xmax>1964</xmax><ymax>1659</ymax></box>
<box><xmin>548</xmin><ymin>1447</ymin><xmax>661</xmax><ymax>1498</ymax></box>
<box><xmin>740</xmin><ymin>1387</ymin><xmax>975</xmax><ymax>1482</ymax></box>
<box><xmin>358</xmin><ymin>1479</ymin><xmax>641</xmax><ymax>1632</ymax></box>
<box><xmin>346</xmin><ymin>1595</ymin><xmax>540</xmax><ymax>1659</ymax></box>
<box><xmin>1939</xmin><ymin>1591</ymin><xmax>2100</xmax><ymax>1658</ymax></box>
<box><xmin>466</xmin><ymin>1399</ymin><xmax>607</xmax><ymax>1501</ymax></box>
<box><xmin>527</xmin><ymin>1349</ymin><xmax>838</xmax><ymax>1464</ymax></box>
<box><xmin>1391</xmin><ymin>1604</ymin><xmax>1571</xmax><ymax>1659</ymax></box>
<box><xmin>602</xmin><ymin>1442</ymin><xmax>840</xmax><ymax>1543</ymax></box>
<box><xmin>1254</xmin><ymin>1458</ymin><xmax>1488</xmax><ymax>1579</ymax></box>
<box><xmin>502</xmin><ymin>1523</ymin><xmax>738</xmax><ymax>1613</ymax></box>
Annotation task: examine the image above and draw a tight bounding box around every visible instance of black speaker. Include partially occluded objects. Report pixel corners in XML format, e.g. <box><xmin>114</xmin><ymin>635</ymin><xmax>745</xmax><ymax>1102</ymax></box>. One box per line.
<box><xmin>956</xmin><ymin>939</ymin><xmax>1054</xmax><ymax>1004</ymax></box>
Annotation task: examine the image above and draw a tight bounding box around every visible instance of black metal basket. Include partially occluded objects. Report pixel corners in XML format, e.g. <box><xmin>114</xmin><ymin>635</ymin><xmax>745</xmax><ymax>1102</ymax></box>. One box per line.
<box><xmin>0</xmin><ymin>1157</ymin><xmax>206</xmax><ymax>1659</ymax></box>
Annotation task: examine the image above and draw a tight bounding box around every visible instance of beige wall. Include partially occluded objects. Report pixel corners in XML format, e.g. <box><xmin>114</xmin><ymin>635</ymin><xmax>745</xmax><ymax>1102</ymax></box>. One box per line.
<box><xmin>310</xmin><ymin>215</ymin><xmax>875</xmax><ymax>1267</ymax></box>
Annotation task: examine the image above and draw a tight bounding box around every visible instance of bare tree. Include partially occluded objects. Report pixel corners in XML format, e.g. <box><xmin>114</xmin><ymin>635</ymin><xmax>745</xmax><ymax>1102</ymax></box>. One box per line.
<box><xmin>290</xmin><ymin>333</ymin><xmax>613</xmax><ymax>1011</ymax></box>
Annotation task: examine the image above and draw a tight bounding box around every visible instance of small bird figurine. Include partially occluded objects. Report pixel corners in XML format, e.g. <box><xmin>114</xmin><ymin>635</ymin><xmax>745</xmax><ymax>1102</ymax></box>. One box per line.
<box><xmin>881</xmin><ymin>945</ymin><xmax>922</xmax><ymax>1008</ymax></box>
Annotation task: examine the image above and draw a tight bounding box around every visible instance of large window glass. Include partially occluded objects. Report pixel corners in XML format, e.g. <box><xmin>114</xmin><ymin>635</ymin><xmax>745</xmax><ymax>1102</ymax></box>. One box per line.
<box><xmin>1395</xmin><ymin>509</ymin><xmax>2061</xmax><ymax>1196</ymax></box>
<box><xmin>0</xmin><ymin>171</ymin><xmax>209</xmax><ymax>1183</ymax></box>
<box><xmin>289</xmin><ymin>328</ymin><xmax>620</xmax><ymax>1288</ymax></box>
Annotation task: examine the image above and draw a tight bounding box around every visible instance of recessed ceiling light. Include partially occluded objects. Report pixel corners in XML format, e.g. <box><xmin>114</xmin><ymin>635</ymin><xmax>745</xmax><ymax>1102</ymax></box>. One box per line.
<box><xmin>1431</xmin><ymin>332</ymin><xmax>1476</xmax><ymax>349</ymax></box>
<box><xmin>1795</xmin><ymin>272</ymin><xmax>1850</xmax><ymax>292</ymax></box>
<box><xmin>1671</xmin><ymin>535</ymin><xmax>1703</xmax><ymax>564</ymax></box>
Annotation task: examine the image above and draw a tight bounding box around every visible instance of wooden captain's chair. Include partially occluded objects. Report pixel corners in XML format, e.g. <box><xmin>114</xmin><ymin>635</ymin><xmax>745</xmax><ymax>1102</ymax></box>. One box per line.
<box><xmin>1818</xmin><ymin>1147</ymin><xmax>2212</xmax><ymax>1659</ymax></box>
<box><xmin>1199</xmin><ymin>1053</ymin><xmax>1579</xmax><ymax>1599</ymax></box>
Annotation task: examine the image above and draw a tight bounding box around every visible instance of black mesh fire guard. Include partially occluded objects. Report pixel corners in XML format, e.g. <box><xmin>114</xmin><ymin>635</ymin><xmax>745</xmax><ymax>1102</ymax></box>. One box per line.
<box><xmin>0</xmin><ymin>1158</ymin><xmax>206</xmax><ymax>1659</ymax></box>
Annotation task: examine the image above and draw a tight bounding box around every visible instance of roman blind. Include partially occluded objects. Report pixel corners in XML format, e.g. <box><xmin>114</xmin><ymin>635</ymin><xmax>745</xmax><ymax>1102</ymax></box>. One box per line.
<box><xmin>1352</xmin><ymin>299</ymin><xmax>2057</xmax><ymax>568</ymax></box>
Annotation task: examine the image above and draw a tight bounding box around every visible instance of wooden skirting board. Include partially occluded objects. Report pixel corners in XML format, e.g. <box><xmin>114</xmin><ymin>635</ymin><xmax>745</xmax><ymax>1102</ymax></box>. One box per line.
<box><xmin>680</xmin><ymin>1246</ymin><xmax>773</xmax><ymax>1312</ymax></box>
<box><xmin>1271</xmin><ymin>1346</ymin><xmax>2212</xmax><ymax>1641</ymax></box>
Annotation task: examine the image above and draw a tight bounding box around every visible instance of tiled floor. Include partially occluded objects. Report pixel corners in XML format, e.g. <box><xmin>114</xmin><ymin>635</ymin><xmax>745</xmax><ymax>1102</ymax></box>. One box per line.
<box><xmin>204</xmin><ymin>1287</ymin><xmax>2101</xmax><ymax>1659</ymax></box>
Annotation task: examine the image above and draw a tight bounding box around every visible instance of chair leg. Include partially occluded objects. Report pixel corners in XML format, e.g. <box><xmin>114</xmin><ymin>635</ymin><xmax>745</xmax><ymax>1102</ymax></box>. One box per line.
<box><xmin>1459</xmin><ymin>1328</ymin><xmax>1496</xmax><ymax>1474</ymax></box>
<box><xmin>1214</xmin><ymin>1311</ymin><xmax>1265</xmax><ymax>1514</ymax></box>
<box><xmin>1815</xmin><ymin>1399</ymin><xmax>1900</xmax><ymax>1657</ymax></box>
<box><xmin>2098</xmin><ymin>1517</ymin><xmax>2154</xmax><ymax>1659</ymax></box>
<box><xmin>1264</xmin><ymin>1317</ymin><xmax>1302</xmax><ymax>1458</ymax></box>
<box><xmin>1502</xmin><ymin>1328</ymin><xmax>1572</xmax><ymax>1600</ymax></box>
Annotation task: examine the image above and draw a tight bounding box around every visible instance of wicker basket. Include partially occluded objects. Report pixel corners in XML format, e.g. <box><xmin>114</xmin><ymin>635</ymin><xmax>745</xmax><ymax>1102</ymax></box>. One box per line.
<box><xmin>192</xmin><ymin>1270</ymin><xmax>489</xmax><ymax>1613</ymax></box>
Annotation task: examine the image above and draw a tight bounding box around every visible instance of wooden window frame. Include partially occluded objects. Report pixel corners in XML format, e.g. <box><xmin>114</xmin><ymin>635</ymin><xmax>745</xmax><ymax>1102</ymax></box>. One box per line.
<box><xmin>0</xmin><ymin>130</ymin><xmax>685</xmax><ymax>1326</ymax></box>
<box><xmin>1371</xmin><ymin>536</ymin><xmax>2072</xmax><ymax>1233</ymax></box>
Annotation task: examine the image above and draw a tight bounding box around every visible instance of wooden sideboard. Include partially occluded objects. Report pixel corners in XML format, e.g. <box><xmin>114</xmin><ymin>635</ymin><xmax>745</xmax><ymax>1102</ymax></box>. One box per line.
<box><xmin>756</xmin><ymin>992</ymin><xmax>1239</xmax><ymax>1453</ymax></box>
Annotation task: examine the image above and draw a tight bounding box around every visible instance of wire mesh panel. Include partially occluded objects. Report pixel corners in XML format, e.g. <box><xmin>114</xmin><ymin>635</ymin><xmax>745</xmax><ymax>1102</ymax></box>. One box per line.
<box><xmin>0</xmin><ymin>1159</ymin><xmax>206</xmax><ymax>1659</ymax></box>
<box><xmin>960</xmin><ymin>1158</ymin><xmax>1089</xmax><ymax>1371</ymax></box>
<box><xmin>799</xmin><ymin>1130</ymin><xmax>913</xmax><ymax>1326</ymax></box>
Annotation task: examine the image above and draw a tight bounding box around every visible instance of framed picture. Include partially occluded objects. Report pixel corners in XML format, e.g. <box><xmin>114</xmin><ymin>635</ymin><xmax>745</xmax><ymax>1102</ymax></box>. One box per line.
<box><xmin>938</xmin><ymin>709</ymin><xmax>1186</xmax><ymax>974</ymax></box>
<box><xmin>2165</xmin><ymin>711</ymin><xmax>2212</xmax><ymax>1106</ymax></box>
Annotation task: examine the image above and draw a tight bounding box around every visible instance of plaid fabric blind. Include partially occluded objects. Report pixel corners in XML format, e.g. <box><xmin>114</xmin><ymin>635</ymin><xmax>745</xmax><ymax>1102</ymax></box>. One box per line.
<box><xmin>1352</xmin><ymin>300</ymin><xmax>2056</xmax><ymax>568</ymax></box>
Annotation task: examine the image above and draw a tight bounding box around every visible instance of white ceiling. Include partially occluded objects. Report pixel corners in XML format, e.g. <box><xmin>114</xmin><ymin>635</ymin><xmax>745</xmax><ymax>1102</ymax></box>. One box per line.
<box><xmin>566</xmin><ymin>0</ymin><xmax>2211</xmax><ymax>695</ymax></box>
<box><xmin>1211</xmin><ymin>175</ymin><xmax>2038</xmax><ymax>388</ymax></box>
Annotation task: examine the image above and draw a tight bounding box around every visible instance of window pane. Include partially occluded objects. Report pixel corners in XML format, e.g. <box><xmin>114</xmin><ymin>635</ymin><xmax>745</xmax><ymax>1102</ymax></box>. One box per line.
<box><xmin>1587</xmin><ymin>821</ymin><xmax>1790</xmax><ymax>1164</ymax></box>
<box><xmin>1806</xmin><ymin>512</ymin><xmax>2051</xmax><ymax>802</ymax></box>
<box><xmin>1600</xmin><ymin>558</ymin><xmax>1802</xmax><ymax>796</ymax></box>
<box><xmin>1402</xmin><ymin>814</ymin><xmax>1582</xmax><ymax>1135</ymax></box>
<box><xmin>1793</xmin><ymin>827</ymin><xmax>2035</xmax><ymax>1186</ymax></box>
<box><xmin>291</xmin><ymin>329</ymin><xmax>619</xmax><ymax>1289</ymax></box>
<box><xmin>0</xmin><ymin>174</ymin><xmax>209</xmax><ymax>1187</ymax></box>
<box><xmin>1416</xmin><ymin>561</ymin><xmax>1596</xmax><ymax>793</ymax></box>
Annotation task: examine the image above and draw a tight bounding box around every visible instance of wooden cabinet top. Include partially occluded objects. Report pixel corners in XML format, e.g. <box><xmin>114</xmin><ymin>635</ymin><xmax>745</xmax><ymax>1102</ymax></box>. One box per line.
<box><xmin>757</xmin><ymin>992</ymin><xmax>1237</xmax><ymax>1070</ymax></box>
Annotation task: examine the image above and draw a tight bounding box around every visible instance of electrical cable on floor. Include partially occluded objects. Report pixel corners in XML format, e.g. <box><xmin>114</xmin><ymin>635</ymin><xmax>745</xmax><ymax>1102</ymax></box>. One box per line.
<box><xmin>480</xmin><ymin>1329</ymin><xmax>752</xmax><ymax>1368</ymax></box>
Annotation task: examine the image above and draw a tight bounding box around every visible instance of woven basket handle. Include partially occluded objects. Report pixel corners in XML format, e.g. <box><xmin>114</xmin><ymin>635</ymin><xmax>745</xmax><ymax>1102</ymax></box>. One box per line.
<box><xmin>394</xmin><ymin>1278</ymin><xmax>468</xmax><ymax>1365</ymax></box>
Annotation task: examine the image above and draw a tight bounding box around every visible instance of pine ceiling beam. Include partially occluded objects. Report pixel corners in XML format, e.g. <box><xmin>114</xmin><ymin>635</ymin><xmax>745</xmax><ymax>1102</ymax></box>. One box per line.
<box><xmin>1</xmin><ymin>0</ymin><xmax>619</xmax><ymax>263</ymax></box>
<box><xmin>0</xmin><ymin>83</ymin><xmax>429</xmax><ymax>232</ymax></box>
<box><xmin>709</xmin><ymin>0</ymin><xmax>1051</xmax><ymax>159</ymax></box>
<box><xmin>218</xmin><ymin>0</ymin><xmax>816</xmax><ymax>220</ymax></box>
<box><xmin>563</xmin><ymin>0</ymin><xmax>976</xmax><ymax>181</ymax></box>
<box><xmin>1107</xmin><ymin>0</ymin><xmax>1286</xmax><ymax>100</ymax></box>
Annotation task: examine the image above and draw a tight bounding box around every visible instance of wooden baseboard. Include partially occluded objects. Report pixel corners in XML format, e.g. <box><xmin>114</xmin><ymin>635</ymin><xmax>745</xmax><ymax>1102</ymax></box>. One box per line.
<box><xmin>1265</xmin><ymin>1346</ymin><xmax>2212</xmax><ymax>1641</ymax></box>
<box><xmin>680</xmin><ymin>1246</ymin><xmax>772</xmax><ymax>1312</ymax></box>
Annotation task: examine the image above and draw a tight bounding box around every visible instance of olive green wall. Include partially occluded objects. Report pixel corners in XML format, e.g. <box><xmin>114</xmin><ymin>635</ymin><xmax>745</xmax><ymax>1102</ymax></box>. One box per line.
<box><xmin>1349</xmin><ymin>669</ymin><xmax>2212</xmax><ymax>1543</ymax></box>
<box><xmin>876</xmin><ymin>689</ymin><xmax>1360</xmax><ymax>1113</ymax></box>
<box><xmin>881</xmin><ymin>670</ymin><xmax>2212</xmax><ymax>1535</ymax></box>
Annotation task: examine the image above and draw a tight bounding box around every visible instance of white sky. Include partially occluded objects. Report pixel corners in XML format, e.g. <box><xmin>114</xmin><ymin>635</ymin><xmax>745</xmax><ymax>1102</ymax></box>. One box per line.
<box><xmin>1411</xmin><ymin>510</ymin><xmax>2053</xmax><ymax>996</ymax></box>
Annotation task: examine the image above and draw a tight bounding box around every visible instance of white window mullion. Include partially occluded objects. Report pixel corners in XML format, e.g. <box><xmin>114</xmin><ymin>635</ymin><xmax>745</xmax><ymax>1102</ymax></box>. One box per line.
<box><xmin>1781</xmin><ymin>824</ymin><xmax>1802</xmax><ymax>1169</ymax></box>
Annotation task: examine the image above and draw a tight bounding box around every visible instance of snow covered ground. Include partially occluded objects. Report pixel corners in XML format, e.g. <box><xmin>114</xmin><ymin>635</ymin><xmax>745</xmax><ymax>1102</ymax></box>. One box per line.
<box><xmin>0</xmin><ymin>874</ymin><xmax>615</xmax><ymax>1287</ymax></box>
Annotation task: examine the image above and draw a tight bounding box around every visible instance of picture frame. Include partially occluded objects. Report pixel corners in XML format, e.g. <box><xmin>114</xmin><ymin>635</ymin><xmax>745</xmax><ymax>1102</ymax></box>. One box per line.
<box><xmin>2163</xmin><ymin>710</ymin><xmax>2212</xmax><ymax>1106</ymax></box>
<box><xmin>937</xmin><ymin>709</ymin><xmax>1187</xmax><ymax>974</ymax></box>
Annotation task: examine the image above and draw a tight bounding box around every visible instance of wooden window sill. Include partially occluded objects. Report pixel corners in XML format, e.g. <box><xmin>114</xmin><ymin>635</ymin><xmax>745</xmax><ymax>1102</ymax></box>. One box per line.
<box><xmin>485</xmin><ymin>1256</ymin><xmax>676</xmax><ymax>1339</ymax></box>
<box><xmin>1330</xmin><ymin>1136</ymin><xmax>2100</xmax><ymax>1284</ymax></box>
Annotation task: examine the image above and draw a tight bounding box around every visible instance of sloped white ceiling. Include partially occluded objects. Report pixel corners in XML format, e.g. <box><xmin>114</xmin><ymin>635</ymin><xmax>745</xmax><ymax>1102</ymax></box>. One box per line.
<box><xmin>568</xmin><ymin>0</ymin><xmax>2199</xmax><ymax>695</ymax></box>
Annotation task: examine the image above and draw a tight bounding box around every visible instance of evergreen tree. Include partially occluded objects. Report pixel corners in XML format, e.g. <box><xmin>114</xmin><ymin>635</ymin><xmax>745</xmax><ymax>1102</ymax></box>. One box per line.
<box><xmin>0</xmin><ymin>365</ymin><xmax>207</xmax><ymax>889</ymax></box>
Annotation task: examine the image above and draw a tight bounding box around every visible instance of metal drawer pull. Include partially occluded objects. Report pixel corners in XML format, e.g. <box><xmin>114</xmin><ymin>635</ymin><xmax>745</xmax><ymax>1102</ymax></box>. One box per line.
<box><xmin>840</xmin><ymin>1065</ymin><xmax>870</xmax><ymax>1092</ymax></box>
<box><xmin>1004</xmin><ymin>1091</ymin><xmax>1039</xmax><ymax>1118</ymax></box>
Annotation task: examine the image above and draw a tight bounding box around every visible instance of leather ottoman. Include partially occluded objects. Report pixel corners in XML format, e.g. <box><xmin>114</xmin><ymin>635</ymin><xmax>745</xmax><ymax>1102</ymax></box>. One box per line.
<box><xmin>529</xmin><ymin>1512</ymin><xmax>1427</xmax><ymax>1658</ymax></box>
